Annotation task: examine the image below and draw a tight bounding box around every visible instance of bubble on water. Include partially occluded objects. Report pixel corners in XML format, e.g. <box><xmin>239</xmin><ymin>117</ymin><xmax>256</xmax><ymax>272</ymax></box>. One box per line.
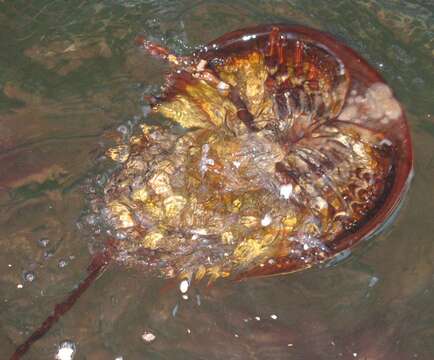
<box><xmin>115</xmin><ymin>231</ymin><xmax>127</xmax><ymax>240</ymax></box>
<box><xmin>44</xmin><ymin>250</ymin><xmax>54</xmax><ymax>259</ymax></box>
<box><xmin>270</xmin><ymin>314</ymin><xmax>278</xmax><ymax>320</ymax></box>
<box><xmin>38</xmin><ymin>238</ymin><xmax>50</xmax><ymax>248</ymax></box>
<box><xmin>172</xmin><ymin>303</ymin><xmax>179</xmax><ymax>317</ymax></box>
<box><xmin>75</xmin><ymin>221</ymin><xmax>83</xmax><ymax>231</ymax></box>
<box><xmin>55</xmin><ymin>340</ymin><xmax>76</xmax><ymax>360</ymax></box>
<box><xmin>141</xmin><ymin>331</ymin><xmax>156</xmax><ymax>343</ymax></box>
<box><xmin>58</xmin><ymin>259</ymin><xmax>68</xmax><ymax>268</ymax></box>
<box><xmin>179</xmin><ymin>279</ymin><xmax>189</xmax><ymax>293</ymax></box>
<box><xmin>142</xmin><ymin>105</ymin><xmax>151</xmax><ymax>117</ymax></box>
<box><xmin>117</xmin><ymin>125</ymin><xmax>129</xmax><ymax>136</ymax></box>
<box><xmin>368</xmin><ymin>275</ymin><xmax>379</xmax><ymax>288</ymax></box>
<box><xmin>95</xmin><ymin>174</ymin><xmax>107</xmax><ymax>187</ymax></box>
<box><xmin>85</xmin><ymin>214</ymin><xmax>96</xmax><ymax>225</ymax></box>
<box><xmin>23</xmin><ymin>271</ymin><xmax>35</xmax><ymax>282</ymax></box>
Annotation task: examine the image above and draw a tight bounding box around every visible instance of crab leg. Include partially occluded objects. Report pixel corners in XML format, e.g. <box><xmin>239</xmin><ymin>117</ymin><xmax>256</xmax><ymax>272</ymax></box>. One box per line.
<box><xmin>137</xmin><ymin>36</ymin><xmax>261</xmax><ymax>132</ymax></box>
<box><xmin>135</xmin><ymin>35</ymin><xmax>190</xmax><ymax>66</ymax></box>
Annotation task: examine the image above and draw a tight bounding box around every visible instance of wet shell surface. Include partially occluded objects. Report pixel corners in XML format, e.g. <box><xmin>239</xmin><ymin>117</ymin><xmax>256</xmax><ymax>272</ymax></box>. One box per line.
<box><xmin>94</xmin><ymin>24</ymin><xmax>413</xmax><ymax>282</ymax></box>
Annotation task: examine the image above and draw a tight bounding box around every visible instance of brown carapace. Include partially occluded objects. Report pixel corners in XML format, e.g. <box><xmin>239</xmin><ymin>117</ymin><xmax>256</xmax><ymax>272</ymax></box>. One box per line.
<box><xmin>10</xmin><ymin>25</ymin><xmax>413</xmax><ymax>359</ymax></box>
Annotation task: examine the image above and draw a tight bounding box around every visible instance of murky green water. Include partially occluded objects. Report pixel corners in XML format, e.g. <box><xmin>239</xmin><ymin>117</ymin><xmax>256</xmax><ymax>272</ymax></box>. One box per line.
<box><xmin>0</xmin><ymin>1</ymin><xmax>433</xmax><ymax>359</ymax></box>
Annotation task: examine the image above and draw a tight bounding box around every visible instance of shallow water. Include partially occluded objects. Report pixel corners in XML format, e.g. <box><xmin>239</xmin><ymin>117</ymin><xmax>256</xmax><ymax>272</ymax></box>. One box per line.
<box><xmin>0</xmin><ymin>1</ymin><xmax>433</xmax><ymax>359</ymax></box>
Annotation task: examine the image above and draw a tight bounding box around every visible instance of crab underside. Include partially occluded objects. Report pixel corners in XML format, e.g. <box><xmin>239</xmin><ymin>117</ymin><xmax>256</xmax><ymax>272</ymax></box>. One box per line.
<box><xmin>92</xmin><ymin>25</ymin><xmax>412</xmax><ymax>282</ymax></box>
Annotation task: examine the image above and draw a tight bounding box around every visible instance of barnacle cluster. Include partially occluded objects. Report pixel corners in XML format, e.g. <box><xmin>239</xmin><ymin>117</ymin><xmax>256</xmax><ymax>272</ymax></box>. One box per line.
<box><xmin>92</xmin><ymin>25</ymin><xmax>411</xmax><ymax>282</ymax></box>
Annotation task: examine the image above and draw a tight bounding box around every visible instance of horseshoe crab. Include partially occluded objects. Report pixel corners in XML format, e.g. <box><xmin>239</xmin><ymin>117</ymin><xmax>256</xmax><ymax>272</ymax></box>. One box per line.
<box><xmin>10</xmin><ymin>24</ymin><xmax>413</xmax><ymax>359</ymax></box>
<box><xmin>101</xmin><ymin>24</ymin><xmax>413</xmax><ymax>280</ymax></box>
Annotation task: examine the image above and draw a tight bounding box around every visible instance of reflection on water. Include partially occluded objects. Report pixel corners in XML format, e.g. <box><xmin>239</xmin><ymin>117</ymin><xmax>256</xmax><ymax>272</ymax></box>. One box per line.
<box><xmin>0</xmin><ymin>1</ymin><xmax>433</xmax><ymax>359</ymax></box>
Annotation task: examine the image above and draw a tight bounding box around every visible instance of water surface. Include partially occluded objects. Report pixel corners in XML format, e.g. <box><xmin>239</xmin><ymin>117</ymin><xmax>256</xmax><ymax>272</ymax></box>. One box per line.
<box><xmin>0</xmin><ymin>1</ymin><xmax>433</xmax><ymax>359</ymax></box>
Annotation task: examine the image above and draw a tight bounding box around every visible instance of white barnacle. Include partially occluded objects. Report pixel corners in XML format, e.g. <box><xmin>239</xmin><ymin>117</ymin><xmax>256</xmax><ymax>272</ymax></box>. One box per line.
<box><xmin>217</xmin><ymin>81</ymin><xmax>230</xmax><ymax>91</ymax></box>
<box><xmin>338</xmin><ymin>105</ymin><xmax>358</xmax><ymax>121</ymax></box>
<box><xmin>199</xmin><ymin>143</ymin><xmax>214</xmax><ymax>175</ymax></box>
<box><xmin>352</xmin><ymin>142</ymin><xmax>366</xmax><ymax>158</ymax></box>
<box><xmin>279</xmin><ymin>184</ymin><xmax>293</xmax><ymax>200</ymax></box>
<box><xmin>261</xmin><ymin>213</ymin><xmax>272</xmax><ymax>227</ymax></box>
<box><xmin>196</xmin><ymin>59</ymin><xmax>207</xmax><ymax>72</ymax></box>
<box><xmin>313</xmin><ymin>196</ymin><xmax>328</xmax><ymax>212</ymax></box>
